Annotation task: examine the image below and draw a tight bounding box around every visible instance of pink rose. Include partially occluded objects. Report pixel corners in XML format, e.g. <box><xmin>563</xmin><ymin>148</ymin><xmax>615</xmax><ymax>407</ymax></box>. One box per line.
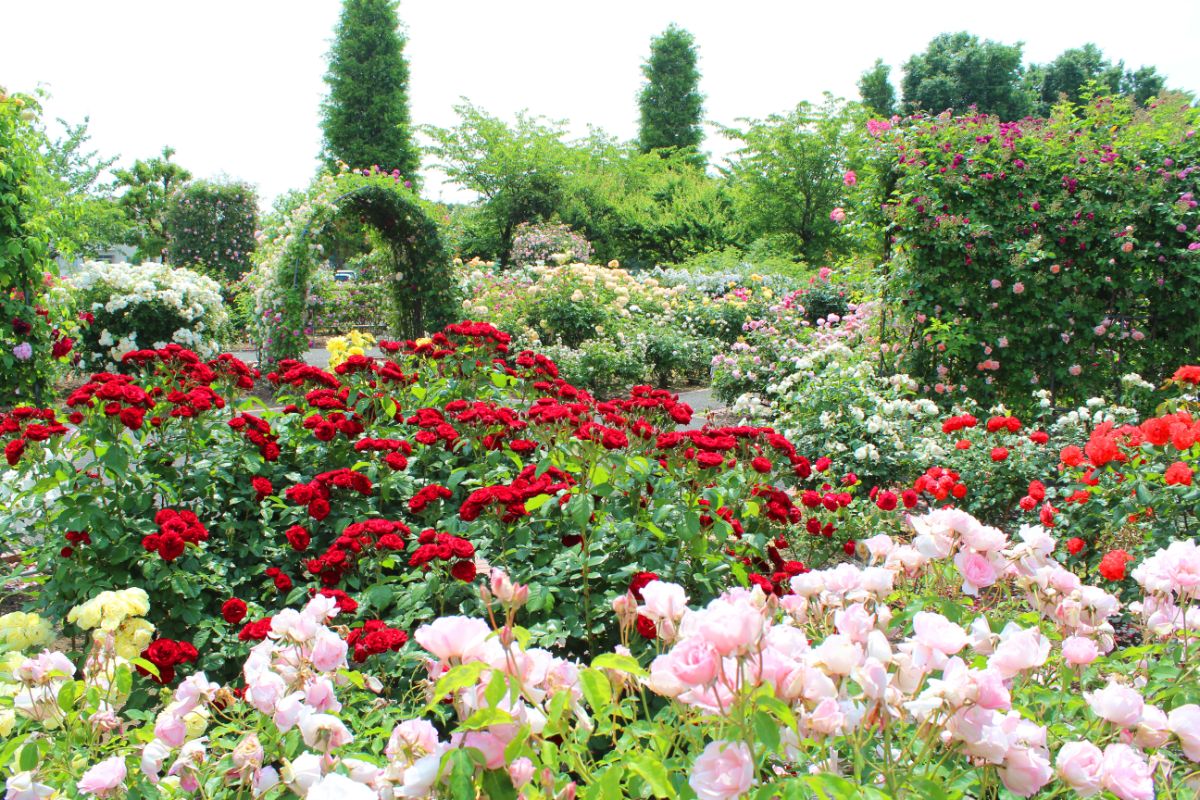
<box><xmin>298</xmin><ymin>713</ymin><xmax>354</xmax><ymax>750</ymax></box>
<box><xmin>954</xmin><ymin>551</ymin><xmax>998</xmax><ymax>595</ymax></box>
<box><xmin>1085</xmin><ymin>681</ymin><xmax>1144</xmax><ymax>727</ymax></box>
<box><xmin>695</xmin><ymin>597</ymin><xmax>763</xmax><ymax>656</ymax></box>
<box><xmin>689</xmin><ymin>741</ymin><xmax>755</xmax><ymax>800</ymax></box>
<box><xmin>641</xmin><ymin>580</ymin><xmax>689</xmax><ymax>621</ymax></box>
<box><xmin>414</xmin><ymin>616</ymin><xmax>491</xmax><ymax>664</ymax></box>
<box><xmin>843</xmin><ymin>170</ymin><xmax>857</xmax><ymax>186</ymax></box>
<box><xmin>987</xmin><ymin>624</ymin><xmax>1050</xmax><ymax>679</ymax></box>
<box><xmin>1167</xmin><ymin>704</ymin><xmax>1200</xmax><ymax>761</ymax></box>
<box><xmin>666</xmin><ymin>637</ymin><xmax>720</xmax><ymax>687</ymax></box>
<box><xmin>77</xmin><ymin>756</ymin><xmax>127</xmax><ymax>797</ymax></box>
<box><xmin>829</xmin><ymin>207</ymin><xmax>846</xmax><ymax>223</ymax></box>
<box><xmin>309</xmin><ymin>630</ymin><xmax>348</xmax><ymax>672</ymax></box>
<box><xmin>154</xmin><ymin>712</ymin><xmax>187</xmax><ymax>748</ymax></box>
<box><xmin>508</xmin><ymin>757</ymin><xmax>535</xmax><ymax>789</ymax></box>
<box><xmin>387</xmin><ymin>719</ymin><xmax>441</xmax><ymax>759</ymax></box>
<box><xmin>912</xmin><ymin>612</ymin><xmax>968</xmax><ymax>657</ymax></box>
<box><xmin>1056</xmin><ymin>740</ymin><xmax>1104</xmax><ymax>796</ymax></box>
<box><xmin>1100</xmin><ymin>743</ymin><xmax>1154</xmax><ymax>800</ymax></box>
<box><xmin>1001</xmin><ymin>746</ymin><xmax>1053</xmax><ymax>797</ymax></box>
<box><xmin>1062</xmin><ymin>636</ymin><xmax>1100</xmax><ymax>666</ymax></box>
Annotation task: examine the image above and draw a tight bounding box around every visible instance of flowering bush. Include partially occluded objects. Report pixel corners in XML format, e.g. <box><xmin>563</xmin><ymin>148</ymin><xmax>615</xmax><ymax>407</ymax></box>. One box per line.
<box><xmin>509</xmin><ymin>221</ymin><xmax>593</xmax><ymax>266</ymax></box>
<box><xmin>462</xmin><ymin>262</ymin><xmax>740</xmax><ymax>391</ymax></box>
<box><xmin>67</xmin><ymin>261</ymin><xmax>227</xmax><ymax>369</ymax></box>
<box><xmin>5</xmin><ymin>509</ymin><xmax>1200</xmax><ymax>797</ymax></box>
<box><xmin>858</xmin><ymin>95</ymin><xmax>1200</xmax><ymax>409</ymax></box>
<box><xmin>165</xmin><ymin>179</ymin><xmax>258</xmax><ymax>282</ymax></box>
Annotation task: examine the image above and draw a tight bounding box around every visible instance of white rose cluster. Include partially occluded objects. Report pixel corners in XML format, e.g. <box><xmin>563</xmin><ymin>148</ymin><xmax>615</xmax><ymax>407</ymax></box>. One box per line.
<box><xmin>69</xmin><ymin>261</ymin><xmax>228</xmax><ymax>369</ymax></box>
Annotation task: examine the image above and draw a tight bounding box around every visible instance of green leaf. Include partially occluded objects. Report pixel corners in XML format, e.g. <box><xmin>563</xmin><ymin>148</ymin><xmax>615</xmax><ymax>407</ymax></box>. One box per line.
<box><xmin>446</xmin><ymin>748</ymin><xmax>475</xmax><ymax>798</ymax></box>
<box><xmin>524</xmin><ymin>493</ymin><xmax>552</xmax><ymax>512</ymax></box>
<box><xmin>459</xmin><ymin>707</ymin><xmax>516</xmax><ymax>730</ymax></box>
<box><xmin>599</xmin><ymin>764</ymin><xmax>625</xmax><ymax>800</ymax></box>
<box><xmin>591</xmin><ymin>652</ymin><xmax>648</xmax><ymax>677</ymax></box>
<box><xmin>18</xmin><ymin>743</ymin><xmax>38</xmax><ymax>772</ymax></box>
<box><xmin>753</xmin><ymin>710</ymin><xmax>781</xmax><ymax>751</ymax></box>
<box><xmin>56</xmin><ymin>680</ymin><xmax>79</xmax><ymax>713</ymax></box>
<box><xmin>481</xmin><ymin>768</ymin><xmax>518</xmax><ymax>800</ymax></box>
<box><xmin>629</xmin><ymin>756</ymin><xmax>675</xmax><ymax>798</ymax></box>
<box><xmin>431</xmin><ymin>662</ymin><xmax>485</xmax><ymax>703</ymax></box>
<box><xmin>579</xmin><ymin>668</ymin><xmax>612</xmax><ymax>712</ymax></box>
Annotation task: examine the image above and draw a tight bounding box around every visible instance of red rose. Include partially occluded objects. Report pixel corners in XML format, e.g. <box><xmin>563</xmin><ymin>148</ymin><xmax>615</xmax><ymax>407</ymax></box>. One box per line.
<box><xmin>221</xmin><ymin>598</ymin><xmax>248</xmax><ymax>624</ymax></box>
<box><xmin>145</xmin><ymin>639</ymin><xmax>180</xmax><ymax>668</ymax></box>
<box><xmin>313</xmin><ymin>421</ymin><xmax>337</xmax><ymax>442</ymax></box>
<box><xmin>635</xmin><ymin>615</ymin><xmax>657</xmax><ymax>639</ymax></box>
<box><xmin>601</xmin><ymin>429</ymin><xmax>628</xmax><ymax>450</ymax></box>
<box><xmin>51</xmin><ymin>337</ymin><xmax>74</xmax><ymax>358</ymax></box>
<box><xmin>1098</xmin><ymin>549</ymin><xmax>1132</xmax><ymax>581</ymax></box>
<box><xmin>285</xmin><ymin>525</ymin><xmax>311</xmax><ymax>551</ymax></box>
<box><xmin>901</xmin><ymin>489</ymin><xmax>918</xmax><ymax>509</ymax></box>
<box><xmin>990</xmin><ymin>447</ymin><xmax>1009</xmax><ymax>462</ymax></box>
<box><xmin>450</xmin><ymin>560</ymin><xmax>477</xmax><ymax>582</ymax></box>
<box><xmin>1164</xmin><ymin>461</ymin><xmax>1193</xmax><ymax>486</ymax></box>
<box><xmin>1066</xmin><ymin>537</ymin><xmax>1085</xmax><ymax>556</ymax></box>
<box><xmin>251</xmin><ymin>476</ymin><xmax>273</xmax><ymax>500</ymax></box>
<box><xmin>158</xmin><ymin>532</ymin><xmax>186</xmax><ymax>562</ymax></box>
<box><xmin>1018</xmin><ymin>495</ymin><xmax>1037</xmax><ymax>511</ymax></box>
<box><xmin>814</xmin><ymin>457</ymin><xmax>831</xmax><ymax>472</ymax></box>
<box><xmin>273</xmin><ymin>572</ymin><xmax>293</xmax><ymax>592</ymax></box>
<box><xmin>1029</xmin><ymin>431</ymin><xmax>1049</xmax><ymax>445</ymax></box>
<box><xmin>751</xmin><ymin>457</ymin><xmax>772</xmax><ymax>473</ymax></box>
<box><xmin>5</xmin><ymin>439</ymin><xmax>26</xmax><ymax>466</ymax></box>
<box><xmin>384</xmin><ymin>452</ymin><xmax>408</xmax><ymax>471</ymax></box>
<box><xmin>176</xmin><ymin>641</ymin><xmax>198</xmax><ymax>663</ymax></box>
<box><xmin>875</xmin><ymin>490</ymin><xmax>898</xmax><ymax>511</ymax></box>
<box><xmin>1028</xmin><ymin>480</ymin><xmax>1046</xmax><ymax>501</ymax></box>
<box><xmin>696</xmin><ymin>451</ymin><xmax>724</xmax><ymax>468</ymax></box>
<box><xmin>1038</xmin><ymin>503</ymin><xmax>1057</xmax><ymax>528</ymax></box>
<box><xmin>842</xmin><ymin>540</ymin><xmax>856</xmax><ymax>556</ymax></box>
<box><xmin>956</xmin><ymin>439</ymin><xmax>971</xmax><ymax>450</ymax></box>
<box><xmin>308</xmin><ymin>498</ymin><xmax>331</xmax><ymax>520</ymax></box>
<box><xmin>1060</xmin><ymin>445</ymin><xmax>1085</xmax><ymax>467</ymax></box>
<box><xmin>119</xmin><ymin>407</ymin><xmax>145</xmax><ymax>430</ymax></box>
<box><xmin>951</xmin><ymin>483</ymin><xmax>967</xmax><ymax>499</ymax></box>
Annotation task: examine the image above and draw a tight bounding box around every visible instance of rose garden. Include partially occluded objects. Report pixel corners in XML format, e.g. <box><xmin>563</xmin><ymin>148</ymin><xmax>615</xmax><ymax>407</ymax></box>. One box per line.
<box><xmin>3</xmin><ymin>7</ymin><xmax>1200</xmax><ymax>800</ymax></box>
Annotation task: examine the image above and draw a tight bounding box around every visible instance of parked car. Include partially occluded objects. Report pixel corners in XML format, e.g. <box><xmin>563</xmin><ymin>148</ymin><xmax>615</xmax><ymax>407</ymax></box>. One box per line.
<box><xmin>333</xmin><ymin>270</ymin><xmax>357</xmax><ymax>282</ymax></box>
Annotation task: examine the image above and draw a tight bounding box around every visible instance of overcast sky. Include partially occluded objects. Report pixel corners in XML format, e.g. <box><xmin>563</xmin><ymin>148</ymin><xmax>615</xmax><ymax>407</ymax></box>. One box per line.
<box><xmin>3</xmin><ymin>0</ymin><xmax>1198</xmax><ymax>205</ymax></box>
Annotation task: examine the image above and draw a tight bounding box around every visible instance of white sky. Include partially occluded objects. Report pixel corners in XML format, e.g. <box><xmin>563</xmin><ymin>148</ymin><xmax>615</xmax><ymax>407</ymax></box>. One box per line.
<box><xmin>3</xmin><ymin>0</ymin><xmax>1198</xmax><ymax>206</ymax></box>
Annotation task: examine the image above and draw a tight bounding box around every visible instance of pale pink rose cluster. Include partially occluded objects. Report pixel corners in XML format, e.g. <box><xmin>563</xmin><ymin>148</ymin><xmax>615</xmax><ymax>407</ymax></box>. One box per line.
<box><xmin>13</xmin><ymin>651</ymin><xmax>76</xmax><ymax>724</ymax></box>
<box><xmin>399</xmin><ymin>611</ymin><xmax>587</xmax><ymax>796</ymax></box>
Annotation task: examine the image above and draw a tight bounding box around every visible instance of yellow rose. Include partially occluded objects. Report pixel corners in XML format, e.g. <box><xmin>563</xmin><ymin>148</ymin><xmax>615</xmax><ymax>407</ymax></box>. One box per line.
<box><xmin>0</xmin><ymin>612</ymin><xmax>53</xmax><ymax>652</ymax></box>
<box><xmin>0</xmin><ymin>708</ymin><xmax>14</xmax><ymax>737</ymax></box>
<box><xmin>184</xmin><ymin>707</ymin><xmax>209</xmax><ymax>738</ymax></box>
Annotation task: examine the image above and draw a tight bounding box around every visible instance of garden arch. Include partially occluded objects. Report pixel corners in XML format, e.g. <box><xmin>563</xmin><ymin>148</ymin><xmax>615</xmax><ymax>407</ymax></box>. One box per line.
<box><xmin>253</xmin><ymin>170</ymin><xmax>456</xmax><ymax>365</ymax></box>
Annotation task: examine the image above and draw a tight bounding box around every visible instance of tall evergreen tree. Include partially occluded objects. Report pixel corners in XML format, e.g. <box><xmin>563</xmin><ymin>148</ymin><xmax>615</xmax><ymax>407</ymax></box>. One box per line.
<box><xmin>321</xmin><ymin>0</ymin><xmax>419</xmax><ymax>180</ymax></box>
<box><xmin>858</xmin><ymin>59</ymin><xmax>897</xmax><ymax>117</ymax></box>
<box><xmin>637</xmin><ymin>24</ymin><xmax>705</xmax><ymax>163</ymax></box>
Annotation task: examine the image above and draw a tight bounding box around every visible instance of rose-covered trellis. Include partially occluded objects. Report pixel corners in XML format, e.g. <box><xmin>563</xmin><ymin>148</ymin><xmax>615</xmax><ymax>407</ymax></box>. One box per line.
<box><xmin>252</xmin><ymin>170</ymin><xmax>456</xmax><ymax>365</ymax></box>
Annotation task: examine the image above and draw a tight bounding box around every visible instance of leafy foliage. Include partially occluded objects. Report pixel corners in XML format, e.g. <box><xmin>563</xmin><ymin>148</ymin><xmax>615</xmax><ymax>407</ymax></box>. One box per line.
<box><xmin>112</xmin><ymin>146</ymin><xmax>192</xmax><ymax>263</ymax></box>
<box><xmin>857</xmin><ymin>58</ymin><xmax>897</xmax><ymax>117</ymax></box>
<box><xmin>901</xmin><ymin>31</ymin><xmax>1029</xmax><ymax>119</ymax></box>
<box><xmin>721</xmin><ymin>96</ymin><xmax>866</xmax><ymax>263</ymax></box>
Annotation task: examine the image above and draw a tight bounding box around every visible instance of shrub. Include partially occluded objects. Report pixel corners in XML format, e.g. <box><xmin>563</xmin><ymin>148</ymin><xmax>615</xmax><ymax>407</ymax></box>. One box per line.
<box><xmin>68</xmin><ymin>261</ymin><xmax>227</xmax><ymax>369</ymax></box>
<box><xmin>509</xmin><ymin>221</ymin><xmax>593</xmax><ymax>266</ymax></box>
<box><xmin>865</xmin><ymin>94</ymin><xmax>1200</xmax><ymax>409</ymax></box>
<box><xmin>165</xmin><ymin>179</ymin><xmax>259</xmax><ymax>282</ymax></box>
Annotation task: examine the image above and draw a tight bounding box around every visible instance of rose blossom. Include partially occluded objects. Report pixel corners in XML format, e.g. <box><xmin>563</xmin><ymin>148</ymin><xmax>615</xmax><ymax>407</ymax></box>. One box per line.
<box><xmin>689</xmin><ymin>741</ymin><xmax>755</xmax><ymax>800</ymax></box>
<box><xmin>1085</xmin><ymin>681</ymin><xmax>1144</xmax><ymax>727</ymax></box>
<box><xmin>1100</xmin><ymin>743</ymin><xmax>1154</xmax><ymax>800</ymax></box>
<box><xmin>1062</xmin><ymin>636</ymin><xmax>1100</xmax><ymax>666</ymax></box>
<box><xmin>1056</xmin><ymin>740</ymin><xmax>1104</xmax><ymax>796</ymax></box>
<box><xmin>77</xmin><ymin>756</ymin><xmax>127</xmax><ymax>797</ymax></box>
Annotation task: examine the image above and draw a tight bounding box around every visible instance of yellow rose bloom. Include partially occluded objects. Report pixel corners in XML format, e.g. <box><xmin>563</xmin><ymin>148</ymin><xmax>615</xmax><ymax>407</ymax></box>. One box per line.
<box><xmin>0</xmin><ymin>612</ymin><xmax>53</xmax><ymax>653</ymax></box>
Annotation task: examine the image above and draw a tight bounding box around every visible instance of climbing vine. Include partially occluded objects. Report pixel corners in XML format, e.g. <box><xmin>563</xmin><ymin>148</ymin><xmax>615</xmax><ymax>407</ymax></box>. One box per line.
<box><xmin>251</xmin><ymin>169</ymin><xmax>456</xmax><ymax>365</ymax></box>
